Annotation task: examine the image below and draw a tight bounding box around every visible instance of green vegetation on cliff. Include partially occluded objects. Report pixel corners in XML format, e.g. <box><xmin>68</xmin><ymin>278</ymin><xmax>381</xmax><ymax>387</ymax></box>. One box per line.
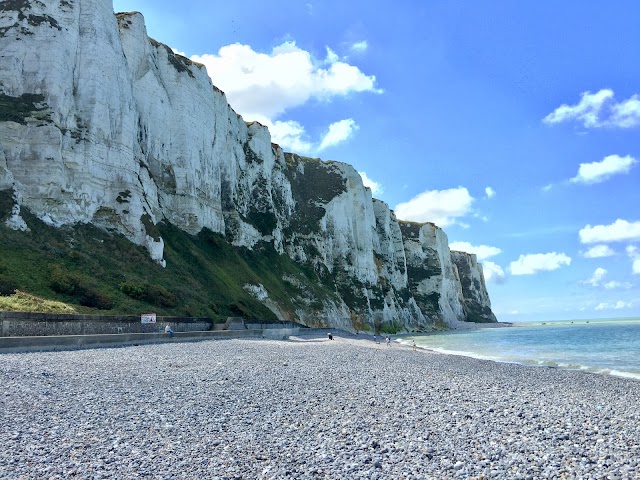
<box><xmin>0</xmin><ymin>209</ymin><xmax>337</xmax><ymax>321</ymax></box>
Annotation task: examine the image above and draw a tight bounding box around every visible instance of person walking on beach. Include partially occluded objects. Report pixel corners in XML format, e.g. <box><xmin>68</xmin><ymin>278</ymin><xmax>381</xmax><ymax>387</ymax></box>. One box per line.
<box><xmin>386</xmin><ymin>336</ymin><xmax>391</xmax><ymax>347</ymax></box>
<box><xmin>412</xmin><ymin>340</ymin><xmax>416</xmax><ymax>351</ymax></box>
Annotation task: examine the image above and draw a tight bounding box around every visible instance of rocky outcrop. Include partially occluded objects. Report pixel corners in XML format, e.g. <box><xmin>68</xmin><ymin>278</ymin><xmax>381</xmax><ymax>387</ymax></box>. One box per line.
<box><xmin>0</xmin><ymin>0</ymin><xmax>497</xmax><ymax>330</ymax></box>
<box><xmin>452</xmin><ymin>252</ymin><xmax>497</xmax><ymax>323</ymax></box>
<box><xmin>399</xmin><ymin>221</ymin><xmax>466</xmax><ymax>327</ymax></box>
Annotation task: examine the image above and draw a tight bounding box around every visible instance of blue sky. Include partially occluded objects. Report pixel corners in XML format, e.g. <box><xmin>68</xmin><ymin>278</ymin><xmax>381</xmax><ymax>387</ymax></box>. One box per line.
<box><xmin>112</xmin><ymin>0</ymin><xmax>640</xmax><ymax>322</ymax></box>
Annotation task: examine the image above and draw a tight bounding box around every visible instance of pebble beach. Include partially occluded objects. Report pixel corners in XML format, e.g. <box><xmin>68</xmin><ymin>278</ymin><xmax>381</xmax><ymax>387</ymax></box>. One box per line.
<box><xmin>2</xmin><ymin>334</ymin><xmax>639</xmax><ymax>479</ymax></box>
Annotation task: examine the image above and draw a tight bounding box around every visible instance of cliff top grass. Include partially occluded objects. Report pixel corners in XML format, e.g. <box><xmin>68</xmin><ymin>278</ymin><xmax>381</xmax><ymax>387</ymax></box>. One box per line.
<box><xmin>0</xmin><ymin>291</ymin><xmax>77</xmax><ymax>313</ymax></box>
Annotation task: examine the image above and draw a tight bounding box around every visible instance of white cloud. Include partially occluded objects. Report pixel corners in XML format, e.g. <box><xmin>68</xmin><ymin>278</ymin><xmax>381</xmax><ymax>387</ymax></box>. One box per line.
<box><xmin>584</xmin><ymin>267</ymin><xmax>607</xmax><ymax>287</ymax></box>
<box><xmin>449</xmin><ymin>241</ymin><xmax>501</xmax><ymax>261</ymax></box>
<box><xmin>543</xmin><ymin>89</ymin><xmax>640</xmax><ymax>128</ymax></box>
<box><xmin>318</xmin><ymin>119</ymin><xmax>359</xmax><ymax>151</ymax></box>
<box><xmin>582</xmin><ymin>267</ymin><xmax>632</xmax><ymax>290</ymax></box>
<box><xmin>509</xmin><ymin>252</ymin><xmax>571</xmax><ymax>276</ymax></box>
<box><xmin>583</xmin><ymin>245</ymin><xmax>615</xmax><ymax>258</ymax></box>
<box><xmin>579</xmin><ymin>219</ymin><xmax>640</xmax><ymax>244</ymax></box>
<box><xmin>543</xmin><ymin>89</ymin><xmax>613</xmax><ymax>127</ymax></box>
<box><xmin>358</xmin><ymin>171</ymin><xmax>383</xmax><ymax>195</ymax></box>
<box><xmin>628</xmin><ymin>245</ymin><xmax>640</xmax><ymax>274</ymax></box>
<box><xmin>482</xmin><ymin>261</ymin><xmax>506</xmax><ymax>284</ymax></box>
<box><xmin>253</xmin><ymin>116</ymin><xmax>357</xmax><ymax>153</ymax></box>
<box><xmin>350</xmin><ymin>41</ymin><xmax>368</xmax><ymax>53</ymax></box>
<box><xmin>570</xmin><ymin>154</ymin><xmax>637</xmax><ymax>184</ymax></box>
<box><xmin>596</xmin><ymin>301</ymin><xmax>631</xmax><ymax>311</ymax></box>
<box><xmin>603</xmin><ymin>281</ymin><xmax>632</xmax><ymax>290</ymax></box>
<box><xmin>191</xmin><ymin>41</ymin><xmax>381</xmax><ymax>120</ymax></box>
<box><xmin>485</xmin><ymin>187</ymin><xmax>496</xmax><ymax>199</ymax></box>
<box><xmin>609</xmin><ymin>95</ymin><xmax>640</xmax><ymax>128</ymax></box>
<box><xmin>190</xmin><ymin>41</ymin><xmax>380</xmax><ymax>152</ymax></box>
<box><xmin>324</xmin><ymin>47</ymin><xmax>340</xmax><ymax>65</ymax></box>
<box><xmin>266</xmin><ymin>119</ymin><xmax>314</xmax><ymax>153</ymax></box>
<box><xmin>394</xmin><ymin>187</ymin><xmax>474</xmax><ymax>227</ymax></box>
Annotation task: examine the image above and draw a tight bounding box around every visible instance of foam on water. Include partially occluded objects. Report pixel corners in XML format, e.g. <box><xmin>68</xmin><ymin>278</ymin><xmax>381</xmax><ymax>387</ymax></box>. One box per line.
<box><xmin>403</xmin><ymin>317</ymin><xmax>640</xmax><ymax>381</ymax></box>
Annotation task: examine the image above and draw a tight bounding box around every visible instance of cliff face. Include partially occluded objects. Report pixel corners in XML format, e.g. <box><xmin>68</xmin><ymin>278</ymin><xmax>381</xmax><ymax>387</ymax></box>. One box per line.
<box><xmin>0</xmin><ymin>0</ymin><xmax>497</xmax><ymax>330</ymax></box>
<box><xmin>451</xmin><ymin>252</ymin><xmax>498</xmax><ymax>323</ymax></box>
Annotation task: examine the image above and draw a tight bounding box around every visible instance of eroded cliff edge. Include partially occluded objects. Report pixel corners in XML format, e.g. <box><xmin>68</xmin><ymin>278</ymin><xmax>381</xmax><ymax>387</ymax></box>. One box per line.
<box><xmin>0</xmin><ymin>0</ymin><xmax>497</xmax><ymax>330</ymax></box>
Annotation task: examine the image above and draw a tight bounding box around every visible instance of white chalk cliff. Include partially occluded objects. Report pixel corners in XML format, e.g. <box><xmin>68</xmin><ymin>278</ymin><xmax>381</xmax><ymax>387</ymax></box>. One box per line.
<box><xmin>0</xmin><ymin>0</ymin><xmax>497</xmax><ymax>329</ymax></box>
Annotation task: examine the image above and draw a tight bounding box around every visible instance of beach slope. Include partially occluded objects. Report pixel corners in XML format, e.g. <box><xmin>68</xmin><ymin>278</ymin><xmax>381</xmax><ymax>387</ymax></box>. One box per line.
<box><xmin>1</xmin><ymin>336</ymin><xmax>638</xmax><ymax>478</ymax></box>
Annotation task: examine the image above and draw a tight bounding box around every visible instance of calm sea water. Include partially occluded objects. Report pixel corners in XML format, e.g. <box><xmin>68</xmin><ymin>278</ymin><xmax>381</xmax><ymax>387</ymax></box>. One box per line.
<box><xmin>404</xmin><ymin>318</ymin><xmax>640</xmax><ymax>381</ymax></box>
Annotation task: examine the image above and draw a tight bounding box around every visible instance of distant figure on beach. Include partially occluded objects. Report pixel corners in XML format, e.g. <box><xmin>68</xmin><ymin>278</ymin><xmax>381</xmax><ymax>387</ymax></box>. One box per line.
<box><xmin>328</xmin><ymin>332</ymin><xmax>333</xmax><ymax>340</ymax></box>
<box><xmin>386</xmin><ymin>336</ymin><xmax>391</xmax><ymax>346</ymax></box>
<box><xmin>165</xmin><ymin>324</ymin><xmax>175</xmax><ymax>337</ymax></box>
<box><xmin>412</xmin><ymin>340</ymin><xmax>416</xmax><ymax>351</ymax></box>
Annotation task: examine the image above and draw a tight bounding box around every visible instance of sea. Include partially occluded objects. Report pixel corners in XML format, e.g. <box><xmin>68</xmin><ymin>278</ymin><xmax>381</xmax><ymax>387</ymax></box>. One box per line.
<box><xmin>403</xmin><ymin>317</ymin><xmax>640</xmax><ymax>381</ymax></box>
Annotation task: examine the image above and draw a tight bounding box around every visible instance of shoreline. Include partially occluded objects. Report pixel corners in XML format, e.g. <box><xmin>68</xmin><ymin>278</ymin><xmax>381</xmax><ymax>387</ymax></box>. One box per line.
<box><xmin>2</xmin><ymin>334</ymin><xmax>639</xmax><ymax>478</ymax></box>
<box><xmin>394</xmin><ymin>323</ymin><xmax>640</xmax><ymax>383</ymax></box>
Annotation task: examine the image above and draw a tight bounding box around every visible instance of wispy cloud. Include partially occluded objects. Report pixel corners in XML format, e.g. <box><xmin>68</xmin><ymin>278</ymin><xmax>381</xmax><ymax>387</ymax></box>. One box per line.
<box><xmin>583</xmin><ymin>267</ymin><xmax>607</xmax><ymax>287</ymax></box>
<box><xmin>544</xmin><ymin>89</ymin><xmax>640</xmax><ymax>128</ymax></box>
<box><xmin>595</xmin><ymin>301</ymin><xmax>632</xmax><ymax>311</ymax></box>
<box><xmin>395</xmin><ymin>187</ymin><xmax>474</xmax><ymax>228</ymax></box>
<box><xmin>570</xmin><ymin>154</ymin><xmax>637</xmax><ymax>184</ymax></box>
<box><xmin>318</xmin><ymin>119</ymin><xmax>359</xmax><ymax>151</ymax></box>
<box><xmin>580</xmin><ymin>267</ymin><xmax>630</xmax><ymax>289</ymax></box>
<box><xmin>628</xmin><ymin>245</ymin><xmax>640</xmax><ymax>274</ymax></box>
<box><xmin>579</xmin><ymin>219</ymin><xmax>640</xmax><ymax>244</ymax></box>
<box><xmin>267</xmin><ymin>120</ymin><xmax>314</xmax><ymax>153</ymax></box>
<box><xmin>482</xmin><ymin>261</ymin><xmax>506</xmax><ymax>284</ymax></box>
<box><xmin>485</xmin><ymin>187</ymin><xmax>496</xmax><ymax>199</ymax></box>
<box><xmin>582</xmin><ymin>244</ymin><xmax>615</xmax><ymax>258</ymax></box>
<box><xmin>349</xmin><ymin>41</ymin><xmax>368</xmax><ymax>53</ymax></box>
<box><xmin>449</xmin><ymin>241</ymin><xmax>501</xmax><ymax>261</ymax></box>
<box><xmin>509</xmin><ymin>252</ymin><xmax>571</xmax><ymax>276</ymax></box>
<box><xmin>358</xmin><ymin>171</ymin><xmax>383</xmax><ymax>195</ymax></box>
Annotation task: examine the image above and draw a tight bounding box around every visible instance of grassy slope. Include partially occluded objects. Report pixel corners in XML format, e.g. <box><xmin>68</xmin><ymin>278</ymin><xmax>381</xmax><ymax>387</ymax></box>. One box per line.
<box><xmin>0</xmin><ymin>210</ymin><xmax>337</xmax><ymax>322</ymax></box>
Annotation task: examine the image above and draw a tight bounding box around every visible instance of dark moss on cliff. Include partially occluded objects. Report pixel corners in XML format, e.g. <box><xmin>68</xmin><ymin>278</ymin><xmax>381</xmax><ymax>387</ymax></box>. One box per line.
<box><xmin>150</xmin><ymin>38</ymin><xmax>196</xmax><ymax>78</ymax></box>
<box><xmin>411</xmin><ymin>291</ymin><xmax>440</xmax><ymax>317</ymax></box>
<box><xmin>398</xmin><ymin>220</ymin><xmax>423</xmax><ymax>240</ymax></box>
<box><xmin>452</xmin><ymin>252</ymin><xmax>497</xmax><ymax>323</ymax></box>
<box><xmin>245</xmin><ymin>175</ymin><xmax>278</xmax><ymax>236</ymax></box>
<box><xmin>0</xmin><ymin>93</ymin><xmax>49</xmax><ymax>125</ymax></box>
<box><xmin>406</xmin><ymin>251</ymin><xmax>442</xmax><ymax>283</ymax></box>
<box><xmin>115</xmin><ymin>12</ymin><xmax>135</xmax><ymax>28</ymax></box>
<box><xmin>244</xmin><ymin>141</ymin><xmax>263</xmax><ymax>164</ymax></box>
<box><xmin>140</xmin><ymin>213</ymin><xmax>161</xmax><ymax>241</ymax></box>
<box><xmin>246</xmin><ymin>211</ymin><xmax>278</xmax><ymax>236</ymax></box>
<box><xmin>0</xmin><ymin>189</ymin><xmax>15</xmax><ymax>222</ymax></box>
<box><xmin>116</xmin><ymin>190</ymin><xmax>131</xmax><ymax>204</ymax></box>
<box><xmin>334</xmin><ymin>275</ymin><xmax>369</xmax><ymax>313</ymax></box>
<box><xmin>0</xmin><ymin>0</ymin><xmax>61</xmax><ymax>35</ymax></box>
<box><xmin>284</xmin><ymin>153</ymin><xmax>347</xmax><ymax>235</ymax></box>
<box><xmin>465</xmin><ymin>305</ymin><xmax>497</xmax><ymax>323</ymax></box>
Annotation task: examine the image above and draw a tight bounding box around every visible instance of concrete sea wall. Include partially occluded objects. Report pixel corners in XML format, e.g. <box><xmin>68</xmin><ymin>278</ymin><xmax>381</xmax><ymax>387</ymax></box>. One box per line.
<box><xmin>0</xmin><ymin>312</ymin><xmax>213</xmax><ymax>337</ymax></box>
